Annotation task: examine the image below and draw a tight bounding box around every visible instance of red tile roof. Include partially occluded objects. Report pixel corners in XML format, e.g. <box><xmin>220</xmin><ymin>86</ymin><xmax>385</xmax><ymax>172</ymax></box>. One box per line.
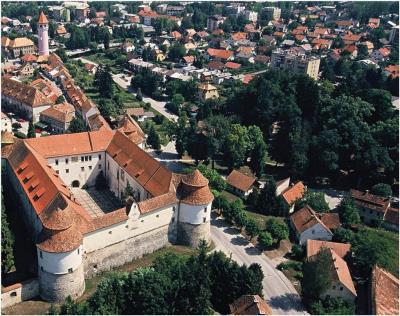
<box><xmin>207</xmin><ymin>48</ymin><xmax>234</xmax><ymax>60</ymax></box>
<box><xmin>178</xmin><ymin>170</ymin><xmax>214</xmax><ymax>205</ymax></box>
<box><xmin>226</xmin><ymin>170</ymin><xmax>256</xmax><ymax>192</ymax></box>
<box><xmin>307</xmin><ymin>239</ymin><xmax>351</xmax><ymax>259</ymax></box>
<box><xmin>38</xmin><ymin>11</ymin><xmax>49</xmax><ymax>24</ymax></box>
<box><xmin>230</xmin><ymin>295</ymin><xmax>272</xmax><ymax>315</ymax></box>
<box><xmin>225</xmin><ymin>61</ymin><xmax>241</xmax><ymax>69</ymax></box>
<box><xmin>371</xmin><ymin>265</ymin><xmax>399</xmax><ymax>315</ymax></box>
<box><xmin>350</xmin><ymin>189</ymin><xmax>390</xmax><ymax>213</ymax></box>
<box><xmin>281</xmin><ymin>181</ymin><xmax>305</xmax><ymax>205</ymax></box>
<box><xmin>290</xmin><ymin>205</ymin><xmax>337</xmax><ymax>234</ymax></box>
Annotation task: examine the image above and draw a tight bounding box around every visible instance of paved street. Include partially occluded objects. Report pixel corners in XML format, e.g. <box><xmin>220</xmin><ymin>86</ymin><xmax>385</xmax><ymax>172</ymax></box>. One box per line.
<box><xmin>210</xmin><ymin>216</ymin><xmax>307</xmax><ymax>315</ymax></box>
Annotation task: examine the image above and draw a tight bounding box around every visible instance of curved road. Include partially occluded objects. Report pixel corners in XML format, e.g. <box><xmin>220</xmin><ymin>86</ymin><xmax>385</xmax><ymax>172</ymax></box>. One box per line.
<box><xmin>210</xmin><ymin>216</ymin><xmax>307</xmax><ymax>315</ymax></box>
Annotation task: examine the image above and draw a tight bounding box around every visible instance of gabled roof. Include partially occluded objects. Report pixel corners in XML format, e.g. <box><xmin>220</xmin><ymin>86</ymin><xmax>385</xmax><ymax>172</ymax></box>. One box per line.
<box><xmin>226</xmin><ymin>170</ymin><xmax>256</xmax><ymax>192</ymax></box>
<box><xmin>2</xmin><ymin>77</ymin><xmax>54</xmax><ymax>108</ymax></box>
<box><xmin>290</xmin><ymin>205</ymin><xmax>338</xmax><ymax>235</ymax></box>
<box><xmin>307</xmin><ymin>239</ymin><xmax>351</xmax><ymax>259</ymax></box>
<box><xmin>207</xmin><ymin>48</ymin><xmax>234</xmax><ymax>60</ymax></box>
<box><xmin>371</xmin><ymin>265</ymin><xmax>399</xmax><ymax>315</ymax></box>
<box><xmin>350</xmin><ymin>189</ymin><xmax>390</xmax><ymax>213</ymax></box>
<box><xmin>281</xmin><ymin>181</ymin><xmax>305</xmax><ymax>205</ymax></box>
<box><xmin>117</xmin><ymin>114</ymin><xmax>145</xmax><ymax>145</ymax></box>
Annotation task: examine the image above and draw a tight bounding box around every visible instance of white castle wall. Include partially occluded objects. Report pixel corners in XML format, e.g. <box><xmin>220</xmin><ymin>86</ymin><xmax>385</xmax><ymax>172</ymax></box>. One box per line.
<box><xmin>46</xmin><ymin>151</ymin><xmax>105</xmax><ymax>188</ymax></box>
<box><xmin>1</xmin><ymin>279</ymin><xmax>39</xmax><ymax>309</ymax></box>
<box><xmin>83</xmin><ymin>204</ymin><xmax>177</xmax><ymax>253</ymax></box>
<box><xmin>179</xmin><ymin>203</ymin><xmax>211</xmax><ymax>224</ymax></box>
<box><xmin>37</xmin><ymin>246</ymin><xmax>83</xmax><ymax>274</ymax></box>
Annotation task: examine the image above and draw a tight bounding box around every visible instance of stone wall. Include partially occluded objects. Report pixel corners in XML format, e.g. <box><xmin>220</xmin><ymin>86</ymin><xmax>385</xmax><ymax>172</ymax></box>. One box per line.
<box><xmin>83</xmin><ymin>225</ymin><xmax>172</xmax><ymax>278</ymax></box>
<box><xmin>1</xmin><ymin>278</ymin><xmax>39</xmax><ymax>309</ymax></box>
<box><xmin>178</xmin><ymin>222</ymin><xmax>210</xmax><ymax>248</ymax></box>
<box><xmin>38</xmin><ymin>264</ymin><xmax>85</xmax><ymax>302</ymax></box>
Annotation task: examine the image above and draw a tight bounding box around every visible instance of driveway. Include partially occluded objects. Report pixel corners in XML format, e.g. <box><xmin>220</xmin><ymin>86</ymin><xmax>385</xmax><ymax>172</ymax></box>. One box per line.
<box><xmin>210</xmin><ymin>216</ymin><xmax>307</xmax><ymax>315</ymax></box>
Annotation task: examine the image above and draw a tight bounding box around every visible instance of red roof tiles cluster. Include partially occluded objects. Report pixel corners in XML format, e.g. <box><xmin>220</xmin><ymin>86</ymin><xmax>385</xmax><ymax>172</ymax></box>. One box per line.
<box><xmin>371</xmin><ymin>265</ymin><xmax>399</xmax><ymax>315</ymax></box>
<box><xmin>290</xmin><ymin>205</ymin><xmax>340</xmax><ymax>234</ymax></box>
<box><xmin>226</xmin><ymin>169</ymin><xmax>256</xmax><ymax>192</ymax></box>
<box><xmin>230</xmin><ymin>295</ymin><xmax>272</xmax><ymax>315</ymax></box>
<box><xmin>281</xmin><ymin>181</ymin><xmax>305</xmax><ymax>205</ymax></box>
<box><xmin>207</xmin><ymin>48</ymin><xmax>234</xmax><ymax>60</ymax></box>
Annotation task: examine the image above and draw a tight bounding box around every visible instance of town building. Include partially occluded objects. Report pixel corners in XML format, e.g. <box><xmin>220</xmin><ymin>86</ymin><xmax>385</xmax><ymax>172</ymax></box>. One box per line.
<box><xmin>1</xmin><ymin>36</ymin><xmax>35</xmax><ymax>58</ymax></box>
<box><xmin>290</xmin><ymin>205</ymin><xmax>340</xmax><ymax>244</ymax></box>
<box><xmin>39</xmin><ymin>102</ymin><xmax>75</xmax><ymax>134</ymax></box>
<box><xmin>207</xmin><ymin>15</ymin><xmax>225</xmax><ymax>31</ymax></box>
<box><xmin>307</xmin><ymin>244</ymin><xmax>357</xmax><ymax>302</ymax></box>
<box><xmin>226</xmin><ymin>169</ymin><xmax>257</xmax><ymax>197</ymax></box>
<box><xmin>2</xmin><ymin>130</ymin><xmax>214</xmax><ymax>303</ymax></box>
<box><xmin>370</xmin><ymin>265</ymin><xmax>399</xmax><ymax>315</ymax></box>
<box><xmin>1</xmin><ymin>77</ymin><xmax>55</xmax><ymax>122</ymax></box>
<box><xmin>271</xmin><ymin>49</ymin><xmax>321</xmax><ymax>80</ymax></box>
<box><xmin>263</xmin><ymin>7</ymin><xmax>281</xmax><ymax>21</ymax></box>
<box><xmin>243</xmin><ymin>10</ymin><xmax>258</xmax><ymax>23</ymax></box>
<box><xmin>230</xmin><ymin>295</ymin><xmax>272</xmax><ymax>315</ymax></box>
<box><xmin>197</xmin><ymin>83</ymin><xmax>219</xmax><ymax>102</ymax></box>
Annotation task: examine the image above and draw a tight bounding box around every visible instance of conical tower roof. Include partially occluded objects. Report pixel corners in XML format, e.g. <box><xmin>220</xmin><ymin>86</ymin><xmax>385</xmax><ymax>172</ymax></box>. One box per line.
<box><xmin>181</xmin><ymin>169</ymin><xmax>209</xmax><ymax>188</ymax></box>
<box><xmin>38</xmin><ymin>11</ymin><xmax>49</xmax><ymax>24</ymax></box>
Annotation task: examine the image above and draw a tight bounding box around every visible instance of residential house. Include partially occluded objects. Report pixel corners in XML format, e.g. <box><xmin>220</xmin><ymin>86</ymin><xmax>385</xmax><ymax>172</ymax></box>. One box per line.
<box><xmin>350</xmin><ymin>189</ymin><xmax>398</xmax><ymax>231</ymax></box>
<box><xmin>368</xmin><ymin>18</ymin><xmax>380</xmax><ymax>29</ymax></box>
<box><xmin>342</xmin><ymin>33</ymin><xmax>362</xmax><ymax>45</ymax></box>
<box><xmin>122</xmin><ymin>39</ymin><xmax>134</xmax><ymax>53</ymax></box>
<box><xmin>306</xmin><ymin>239</ymin><xmax>351</xmax><ymax>259</ymax></box>
<box><xmin>207</xmin><ymin>48</ymin><xmax>234</xmax><ymax>62</ymax></box>
<box><xmin>226</xmin><ymin>169</ymin><xmax>257</xmax><ymax>197</ymax></box>
<box><xmin>344</xmin><ymin>45</ymin><xmax>358</xmax><ymax>59</ymax></box>
<box><xmin>280</xmin><ymin>181</ymin><xmax>306</xmax><ymax>212</ymax></box>
<box><xmin>182</xmin><ymin>55</ymin><xmax>195</xmax><ymax>66</ymax></box>
<box><xmin>18</xmin><ymin>62</ymin><xmax>35</xmax><ymax>78</ymax></box>
<box><xmin>39</xmin><ymin>102</ymin><xmax>75</xmax><ymax>134</ymax></box>
<box><xmin>207</xmin><ymin>15</ymin><xmax>225</xmax><ymax>31</ymax></box>
<box><xmin>229</xmin><ymin>295</ymin><xmax>272</xmax><ymax>315</ymax></box>
<box><xmin>1</xmin><ymin>112</ymin><xmax>12</xmax><ymax>132</ymax></box>
<box><xmin>56</xmin><ymin>25</ymin><xmax>68</xmax><ymax>37</ymax></box>
<box><xmin>243</xmin><ymin>10</ymin><xmax>258</xmax><ymax>23</ymax></box>
<box><xmin>290</xmin><ymin>205</ymin><xmax>340</xmax><ymax>244</ymax></box>
<box><xmin>126</xmin><ymin>107</ymin><xmax>145</xmax><ymax>122</ymax></box>
<box><xmin>384</xmin><ymin>64</ymin><xmax>399</xmax><ymax>78</ymax></box>
<box><xmin>371</xmin><ymin>47</ymin><xmax>391</xmax><ymax>62</ymax></box>
<box><xmin>369</xmin><ymin>266</ymin><xmax>399</xmax><ymax>315</ymax></box>
<box><xmin>307</xmin><ymin>243</ymin><xmax>357</xmax><ymax>302</ymax></box>
<box><xmin>225</xmin><ymin>61</ymin><xmax>241</xmax><ymax>70</ymax></box>
<box><xmin>275</xmin><ymin>177</ymin><xmax>290</xmax><ymax>196</ymax></box>
<box><xmin>361</xmin><ymin>41</ymin><xmax>374</xmax><ymax>54</ymax></box>
<box><xmin>263</xmin><ymin>7</ymin><xmax>281</xmax><ymax>21</ymax></box>
<box><xmin>197</xmin><ymin>83</ymin><xmax>219</xmax><ymax>102</ymax></box>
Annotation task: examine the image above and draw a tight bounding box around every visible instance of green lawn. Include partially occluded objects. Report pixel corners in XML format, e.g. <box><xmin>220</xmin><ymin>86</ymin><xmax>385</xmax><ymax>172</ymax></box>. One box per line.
<box><xmin>84</xmin><ymin>51</ymin><xmax>126</xmax><ymax>74</ymax></box>
<box><xmin>245</xmin><ymin>210</ymin><xmax>286</xmax><ymax>230</ymax></box>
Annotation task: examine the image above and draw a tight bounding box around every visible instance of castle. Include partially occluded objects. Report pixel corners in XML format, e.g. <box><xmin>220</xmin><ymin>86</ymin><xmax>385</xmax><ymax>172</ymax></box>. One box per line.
<box><xmin>1</xmin><ymin>127</ymin><xmax>213</xmax><ymax>302</ymax></box>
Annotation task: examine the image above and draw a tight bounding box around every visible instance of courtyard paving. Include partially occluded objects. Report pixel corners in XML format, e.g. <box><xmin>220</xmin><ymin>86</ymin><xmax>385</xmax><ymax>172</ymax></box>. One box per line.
<box><xmin>71</xmin><ymin>188</ymin><xmax>122</xmax><ymax>218</ymax></box>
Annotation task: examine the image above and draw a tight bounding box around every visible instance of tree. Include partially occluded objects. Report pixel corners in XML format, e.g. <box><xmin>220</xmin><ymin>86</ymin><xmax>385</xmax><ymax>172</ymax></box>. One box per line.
<box><xmin>258</xmin><ymin>231</ymin><xmax>273</xmax><ymax>250</ymax></box>
<box><xmin>56</xmin><ymin>95</ymin><xmax>65</xmax><ymax>103</ymax></box>
<box><xmin>274</xmin><ymin>195</ymin><xmax>290</xmax><ymax>217</ymax></box>
<box><xmin>175</xmin><ymin>112</ymin><xmax>188</xmax><ymax>158</ymax></box>
<box><xmin>195</xmin><ymin>164</ymin><xmax>226</xmax><ymax>192</ymax></box>
<box><xmin>332</xmin><ymin>227</ymin><xmax>355</xmax><ymax>244</ymax></box>
<box><xmin>337</xmin><ymin>197</ymin><xmax>360</xmax><ymax>226</ymax></box>
<box><xmin>223</xmin><ymin>124</ymin><xmax>250</xmax><ymax>169</ymax></box>
<box><xmin>244</xmin><ymin>217</ymin><xmax>261</xmax><ymax>239</ymax></box>
<box><xmin>68</xmin><ymin>117</ymin><xmax>86</xmax><ymax>133</ymax></box>
<box><xmin>247</xmin><ymin>125</ymin><xmax>267</xmax><ymax>177</ymax></box>
<box><xmin>301</xmin><ymin>249</ymin><xmax>332</xmax><ymax>302</ymax></box>
<box><xmin>296</xmin><ymin>191</ymin><xmax>330</xmax><ymax>213</ymax></box>
<box><xmin>371</xmin><ymin>183</ymin><xmax>392</xmax><ymax>197</ymax></box>
<box><xmin>147</xmin><ymin>124</ymin><xmax>161</xmax><ymax>150</ymax></box>
<box><xmin>136</xmin><ymin>88</ymin><xmax>143</xmax><ymax>101</ymax></box>
<box><xmin>257</xmin><ymin>176</ymin><xmax>277</xmax><ymax>214</ymax></box>
<box><xmin>94</xmin><ymin>65</ymin><xmax>113</xmax><ymax>98</ymax></box>
<box><xmin>1</xmin><ymin>189</ymin><xmax>14</xmax><ymax>276</ymax></box>
<box><xmin>310</xmin><ymin>297</ymin><xmax>356</xmax><ymax>315</ymax></box>
<box><xmin>265</xmin><ymin>218</ymin><xmax>289</xmax><ymax>243</ymax></box>
<box><xmin>168</xmin><ymin>43</ymin><xmax>186</xmax><ymax>62</ymax></box>
<box><xmin>55</xmin><ymin>48</ymin><xmax>68</xmax><ymax>62</ymax></box>
<box><xmin>27</xmin><ymin>121</ymin><xmax>35</xmax><ymax>138</ymax></box>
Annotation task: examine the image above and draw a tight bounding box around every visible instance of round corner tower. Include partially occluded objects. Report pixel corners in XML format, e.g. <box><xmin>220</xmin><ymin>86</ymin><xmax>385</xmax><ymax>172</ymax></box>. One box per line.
<box><xmin>177</xmin><ymin>170</ymin><xmax>214</xmax><ymax>248</ymax></box>
<box><xmin>36</xmin><ymin>205</ymin><xmax>85</xmax><ymax>302</ymax></box>
<box><xmin>38</xmin><ymin>11</ymin><xmax>49</xmax><ymax>56</ymax></box>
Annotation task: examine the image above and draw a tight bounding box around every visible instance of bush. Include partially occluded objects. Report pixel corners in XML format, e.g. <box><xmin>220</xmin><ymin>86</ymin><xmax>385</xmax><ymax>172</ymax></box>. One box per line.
<box><xmin>371</xmin><ymin>183</ymin><xmax>392</xmax><ymax>197</ymax></box>
<box><xmin>12</xmin><ymin>122</ymin><xmax>21</xmax><ymax>129</ymax></box>
<box><xmin>291</xmin><ymin>244</ymin><xmax>306</xmax><ymax>260</ymax></box>
<box><xmin>266</xmin><ymin>218</ymin><xmax>289</xmax><ymax>242</ymax></box>
<box><xmin>277</xmin><ymin>261</ymin><xmax>302</xmax><ymax>271</ymax></box>
<box><xmin>245</xmin><ymin>217</ymin><xmax>261</xmax><ymax>239</ymax></box>
<box><xmin>258</xmin><ymin>231</ymin><xmax>273</xmax><ymax>250</ymax></box>
<box><xmin>14</xmin><ymin>131</ymin><xmax>27</xmax><ymax>139</ymax></box>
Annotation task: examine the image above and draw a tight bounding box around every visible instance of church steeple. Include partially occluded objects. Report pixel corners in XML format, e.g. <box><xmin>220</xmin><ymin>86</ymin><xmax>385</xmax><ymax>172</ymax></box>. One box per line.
<box><xmin>38</xmin><ymin>11</ymin><xmax>49</xmax><ymax>56</ymax></box>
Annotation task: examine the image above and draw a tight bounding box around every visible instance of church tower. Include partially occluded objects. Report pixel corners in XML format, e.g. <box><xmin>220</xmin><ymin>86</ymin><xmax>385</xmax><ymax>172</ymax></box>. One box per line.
<box><xmin>38</xmin><ymin>11</ymin><xmax>49</xmax><ymax>56</ymax></box>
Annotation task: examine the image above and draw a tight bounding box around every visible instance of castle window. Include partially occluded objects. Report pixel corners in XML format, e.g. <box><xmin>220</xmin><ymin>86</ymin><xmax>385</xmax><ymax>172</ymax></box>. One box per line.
<box><xmin>340</xmin><ymin>286</ymin><xmax>343</xmax><ymax>291</ymax></box>
<box><xmin>125</xmin><ymin>225</ymin><xmax>129</xmax><ymax>229</ymax></box>
<box><xmin>77</xmin><ymin>248</ymin><xmax>80</xmax><ymax>254</ymax></box>
<box><xmin>81</xmin><ymin>156</ymin><xmax>84</xmax><ymax>162</ymax></box>
<box><xmin>65</xmin><ymin>158</ymin><xmax>69</xmax><ymax>164</ymax></box>
<box><xmin>66</xmin><ymin>169</ymin><xmax>69</xmax><ymax>173</ymax></box>
<box><xmin>40</xmin><ymin>251</ymin><xmax>43</xmax><ymax>258</ymax></box>
<box><xmin>56</xmin><ymin>170</ymin><xmax>59</xmax><ymax>174</ymax></box>
<box><xmin>311</xmin><ymin>229</ymin><xmax>315</xmax><ymax>234</ymax></box>
<box><xmin>203</xmin><ymin>217</ymin><xmax>206</xmax><ymax>223</ymax></box>
<box><xmin>10</xmin><ymin>291</ymin><xmax>17</xmax><ymax>297</ymax></box>
<box><xmin>156</xmin><ymin>214</ymin><xmax>159</xmax><ymax>218</ymax></box>
<box><xmin>141</xmin><ymin>219</ymin><xmax>144</xmax><ymax>223</ymax></box>
<box><xmin>109</xmin><ymin>231</ymin><xmax>112</xmax><ymax>234</ymax></box>
<box><xmin>204</xmin><ymin>207</ymin><xmax>207</xmax><ymax>213</ymax></box>
<box><xmin>98</xmin><ymin>164</ymin><xmax>102</xmax><ymax>169</ymax></box>
<box><xmin>171</xmin><ymin>218</ymin><xmax>175</xmax><ymax>223</ymax></box>
<box><xmin>41</xmin><ymin>266</ymin><xmax>43</xmax><ymax>271</ymax></box>
<box><xmin>85</xmin><ymin>156</ymin><xmax>88</xmax><ymax>161</ymax></box>
<box><xmin>121</xmin><ymin>170</ymin><xmax>125</xmax><ymax>181</ymax></box>
<box><xmin>55</xmin><ymin>159</ymin><xmax>58</xmax><ymax>165</ymax></box>
<box><xmin>98</xmin><ymin>154</ymin><xmax>101</xmax><ymax>160</ymax></box>
<box><xmin>172</xmin><ymin>207</ymin><xmax>176</xmax><ymax>212</ymax></box>
<box><xmin>81</xmin><ymin>167</ymin><xmax>84</xmax><ymax>171</ymax></box>
<box><xmin>68</xmin><ymin>268</ymin><xmax>73</xmax><ymax>273</ymax></box>
<box><xmin>72</xmin><ymin>156</ymin><xmax>78</xmax><ymax>162</ymax></box>
<box><xmin>89</xmin><ymin>156</ymin><xmax>92</xmax><ymax>161</ymax></box>
<box><xmin>89</xmin><ymin>166</ymin><xmax>92</xmax><ymax>170</ymax></box>
<box><xmin>332</xmin><ymin>285</ymin><xmax>336</xmax><ymax>290</ymax></box>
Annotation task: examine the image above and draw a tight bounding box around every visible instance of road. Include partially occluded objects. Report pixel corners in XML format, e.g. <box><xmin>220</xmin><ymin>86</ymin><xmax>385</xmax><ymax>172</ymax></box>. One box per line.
<box><xmin>210</xmin><ymin>216</ymin><xmax>307</xmax><ymax>315</ymax></box>
<box><xmin>112</xmin><ymin>73</ymin><xmax>179</xmax><ymax>122</ymax></box>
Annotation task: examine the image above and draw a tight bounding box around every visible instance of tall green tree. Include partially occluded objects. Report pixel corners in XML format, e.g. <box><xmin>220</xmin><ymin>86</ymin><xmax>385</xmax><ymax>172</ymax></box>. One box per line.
<box><xmin>147</xmin><ymin>125</ymin><xmax>161</xmax><ymax>150</ymax></box>
<box><xmin>371</xmin><ymin>183</ymin><xmax>392</xmax><ymax>197</ymax></box>
<box><xmin>94</xmin><ymin>65</ymin><xmax>113</xmax><ymax>98</ymax></box>
<box><xmin>27</xmin><ymin>121</ymin><xmax>35</xmax><ymax>138</ymax></box>
<box><xmin>337</xmin><ymin>197</ymin><xmax>361</xmax><ymax>226</ymax></box>
<box><xmin>1</xmin><ymin>189</ymin><xmax>14</xmax><ymax>276</ymax></box>
<box><xmin>296</xmin><ymin>191</ymin><xmax>330</xmax><ymax>213</ymax></box>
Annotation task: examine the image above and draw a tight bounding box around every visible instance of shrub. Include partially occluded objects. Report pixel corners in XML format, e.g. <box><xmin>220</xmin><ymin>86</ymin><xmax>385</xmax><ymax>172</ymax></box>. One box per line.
<box><xmin>258</xmin><ymin>231</ymin><xmax>273</xmax><ymax>249</ymax></box>
<box><xmin>244</xmin><ymin>217</ymin><xmax>261</xmax><ymax>239</ymax></box>
<box><xmin>291</xmin><ymin>244</ymin><xmax>306</xmax><ymax>260</ymax></box>
<box><xmin>266</xmin><ymin>218</ymin><xmax>289</xmax><ymax>242</ymax></box>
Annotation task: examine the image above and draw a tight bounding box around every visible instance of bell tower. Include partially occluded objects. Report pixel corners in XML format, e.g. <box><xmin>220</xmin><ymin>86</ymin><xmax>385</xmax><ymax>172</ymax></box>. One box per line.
<box><xmin>38</xmin><ymin>11</ymin><xmax>49</xmax><ymax>56</ymax></box>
